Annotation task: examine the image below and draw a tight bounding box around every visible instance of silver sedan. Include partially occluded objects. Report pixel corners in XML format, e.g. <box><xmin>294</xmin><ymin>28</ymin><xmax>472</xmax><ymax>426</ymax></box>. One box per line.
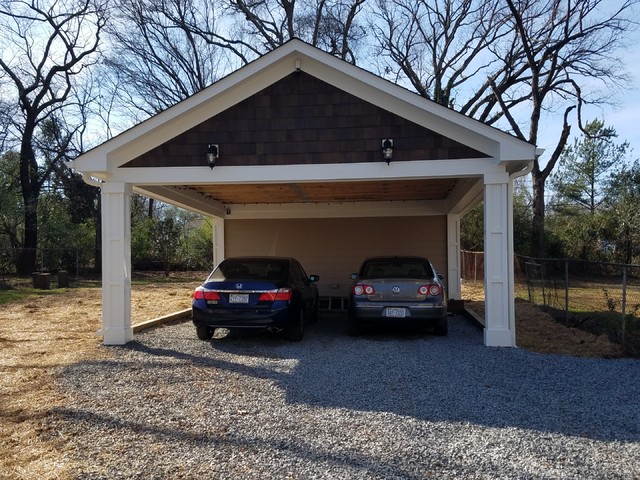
<box><xmin>348</xmin><ymin>256</ymin><xmax>448</xmax><ymax>336</ymax></box>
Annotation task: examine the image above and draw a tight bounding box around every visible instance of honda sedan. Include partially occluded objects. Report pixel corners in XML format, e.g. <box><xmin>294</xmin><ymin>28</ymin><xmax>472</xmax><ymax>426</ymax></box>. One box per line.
<box><xmin>192</xmin><ymin>256</ymin><xmax>319</xmax><ymax>341</ymax></box>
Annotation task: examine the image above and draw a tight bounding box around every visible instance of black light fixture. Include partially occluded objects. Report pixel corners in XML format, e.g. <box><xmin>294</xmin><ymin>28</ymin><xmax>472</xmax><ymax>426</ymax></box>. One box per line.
<box><xmin>381</xmin><ymin>138</ymin><xmax>393</xmax><ymax>164</ymax></box>
<box><xmin>206</xmin><ymin>144</ymin><xmax>219</xmax><ymax>169</ymax></box>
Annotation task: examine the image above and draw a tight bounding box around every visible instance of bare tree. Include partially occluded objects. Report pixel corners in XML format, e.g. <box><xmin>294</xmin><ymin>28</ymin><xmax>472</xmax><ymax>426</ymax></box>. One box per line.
<box><xmin>494</xmin><ymin>0</ymin><xmax>637</xmax><ymax>256</ymax></box>
<box><xmin>370</xmin><ymin>0</ymin><xmax>510</xmax><ymax>105</ymax></box>
<box><xmin>0</xmin><ymin>0</ymin><xmax>107</xmax><ymax>274</ymax></box>
<box><xmin>217</xmin><ymin>0</ymin><xmax>367</xmax><ymax>62</ymax></box>
<box><xmin>104</xmin><ymin>0</ymin><xmax>232</xmax><ymax>118</ymax></box>
<box><xmin>102</xmin><ymin>0</ymin><xmax>368</xmax><ymax>122</ymax></box>
<box><xmin>372</xmin><ymin>0</ymin><xmax>638</xmax><ymax>256</ymax></box>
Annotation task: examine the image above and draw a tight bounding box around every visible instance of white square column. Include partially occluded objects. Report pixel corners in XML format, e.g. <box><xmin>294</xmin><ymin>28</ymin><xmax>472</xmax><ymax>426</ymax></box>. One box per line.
<box><xmin>100</xmin><ymin>182</ymin><xmax>133</xmax><ymax>345</ymax></box>
<box><xmin>212</xmin><ymin>216</ymin><xmax>225</xmax><ymax>268</ymax></box>
<box><xmin>483</xmin><ymin>173</ymin><xmax>516</xmax><ymax>347</ymax></box>
<box><xmin>446</xmin><ymin>214</ymin><xmax>462</xmax><ymax>299</ymax></box>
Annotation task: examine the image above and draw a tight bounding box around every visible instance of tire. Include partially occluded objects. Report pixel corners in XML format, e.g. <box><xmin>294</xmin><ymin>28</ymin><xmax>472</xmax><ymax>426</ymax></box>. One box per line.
<box><xmin>433</xmin><ymin>316</ymin><xmax>448</xmax><ymax>336</ymax></box>
<box><xmin>196</xmin><ymin>326</ymin><xmax>214</xmax><ymax>340</ymax></box>
<box><xmin>286</xmin><ymin>308</ymin><xmax>304</xmax><ymax>341</ymax></box>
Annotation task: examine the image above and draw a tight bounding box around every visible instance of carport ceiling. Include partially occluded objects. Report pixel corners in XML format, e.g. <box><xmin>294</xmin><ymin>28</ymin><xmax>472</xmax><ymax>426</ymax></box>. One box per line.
<box><xmin>184</xmin><ymin>178</ymin><xmax>459</xmax><ymax>204</ymax></box>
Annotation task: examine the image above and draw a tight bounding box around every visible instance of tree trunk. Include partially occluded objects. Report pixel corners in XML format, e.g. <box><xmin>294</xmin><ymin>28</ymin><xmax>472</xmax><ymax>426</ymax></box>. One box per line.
<box><xmin>18</xmin><ymin>199</ymin><xmax>39</xmax><ymax>275</ymax></box>
<box><xmin>17</xmin><ymin>127</ymin><xmax>39</xmax><ymax>275</ymax></box>
<box><xmin>530</xmin><ymin>106</ymin><xmax>575</xmax><ymax>258</ymax></box>
<box><xmin>531</xmin><ymin>171</ymin><xmax>546</xmax><ymax>258</ymax></box>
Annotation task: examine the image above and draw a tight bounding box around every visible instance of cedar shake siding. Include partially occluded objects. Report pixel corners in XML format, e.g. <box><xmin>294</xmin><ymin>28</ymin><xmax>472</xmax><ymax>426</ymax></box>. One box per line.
<box><xmin>121</xmin><ymin>72</ymin><xmax>489</xmax><ymax>168</ymax></box>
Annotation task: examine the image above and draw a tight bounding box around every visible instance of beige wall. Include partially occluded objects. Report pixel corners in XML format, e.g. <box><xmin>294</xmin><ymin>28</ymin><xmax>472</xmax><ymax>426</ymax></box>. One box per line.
<box><xmin>225</xmin><ymin>216</ymin><xmax>447</xmax><ymax>297</ymax></box>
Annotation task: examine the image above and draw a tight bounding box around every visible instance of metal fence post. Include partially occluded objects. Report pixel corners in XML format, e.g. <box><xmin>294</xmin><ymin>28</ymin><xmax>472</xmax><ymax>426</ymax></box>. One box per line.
<box><xmin>473</xmin><ymin>252</ymin><xmax>477</xmax><ymax>282</ymax></box>
<box><xmin>565</xmin><ymin>260</ymin><xmax>569</xmax><ymax>324</ymax></box>
<box><xmin>541</xmin><ymin>262</ymin><xmax>547</xmax><ymax>306</ymax></box>
<box><xmin>621</xmin><ymin>266</ymin><xmax>628</xmax><ymax>344</ymax></box>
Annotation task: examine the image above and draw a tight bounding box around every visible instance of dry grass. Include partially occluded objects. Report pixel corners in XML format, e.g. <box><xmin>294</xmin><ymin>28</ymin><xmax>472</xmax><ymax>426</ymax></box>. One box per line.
<box><xmin>0</xmin><ymin>276</ymin><xmax>627</xmax><ymax>478</ymax></box>
<box><xmin>462</xmin><ymin>281</ymin><xmax>624</xmax><ymax>358</ymax></box>
<box><xmin>0</xmin><ymin>278</ymin><xmax>196</xmax><ymax>479</ymax></box>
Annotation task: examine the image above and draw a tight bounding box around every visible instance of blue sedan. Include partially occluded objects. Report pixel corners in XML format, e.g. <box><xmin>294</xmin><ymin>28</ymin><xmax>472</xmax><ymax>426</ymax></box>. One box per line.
<box><xmin>192</xmin><ymin>257</ymin><xmax>319</xmax><ymax>341</ymax></box>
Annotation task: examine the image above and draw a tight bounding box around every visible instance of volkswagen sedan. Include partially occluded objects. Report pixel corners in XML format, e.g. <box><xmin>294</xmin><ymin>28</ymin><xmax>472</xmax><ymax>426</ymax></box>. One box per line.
<box><xmin>348</xmin><ymin>256</ymin><xmax>448</xmax><ymax>336</ymax></box>
<box><xmin>192</xmin><ymin>257</ymin><xmax>319</xmax><ymax>341</ymax></box>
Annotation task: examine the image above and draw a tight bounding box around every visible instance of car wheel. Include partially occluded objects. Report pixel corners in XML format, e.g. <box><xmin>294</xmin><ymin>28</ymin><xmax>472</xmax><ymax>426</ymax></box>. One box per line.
<box><xmin>347</xmin><ymin>315</ymin><xmax>361</xmax><ymax>337</ymax></box>
<box><xmin>196</xmin><ymin>326</ymin><xmax>214</xmax><ymax>340</ymax></box>
<box><xmin>286</xmin><ymin>308</ymin><xmax>304</xmax><ymax>341</ymax></box>
<box><xmin>434</xmin><ymin>316</ymin><xmax>448</xmax><ymax>336</ymax></box>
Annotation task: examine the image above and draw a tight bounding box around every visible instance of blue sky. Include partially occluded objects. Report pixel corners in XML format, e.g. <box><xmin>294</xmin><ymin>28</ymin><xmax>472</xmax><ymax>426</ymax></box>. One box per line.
<box><xmin>536</xmin><ymin>27</ymin><xmax>640</xmax><ymax>166</ymax></box>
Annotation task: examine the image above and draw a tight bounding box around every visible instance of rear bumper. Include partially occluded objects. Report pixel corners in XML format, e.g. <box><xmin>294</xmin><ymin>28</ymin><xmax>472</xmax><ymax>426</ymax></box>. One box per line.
<box><xmin>192</xmin><ymin>306</ymin><xmax>290</xmax><ymax>330</ymax></box>
<box><xmin>349</xmin><ymin>302</ymin><xmax>447</xmax><ymax>324</ymax></box>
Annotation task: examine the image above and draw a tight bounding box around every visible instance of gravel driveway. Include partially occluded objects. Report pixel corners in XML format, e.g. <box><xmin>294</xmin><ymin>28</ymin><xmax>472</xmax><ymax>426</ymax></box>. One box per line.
<box><xmin>48</xmin><ymin>314</ymin><xmax>639</xmax><ymax>479</ymax></box>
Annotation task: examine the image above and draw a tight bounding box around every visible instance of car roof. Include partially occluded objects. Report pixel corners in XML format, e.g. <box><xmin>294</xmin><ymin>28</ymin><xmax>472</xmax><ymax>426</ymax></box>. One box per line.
<box><xmin>222</xmin><ymin>256</ymin><xmax>295</xmax><ymax>261</ymax></box>
<box><xmin>361</xmin><ymin>256</ymin><xmax>430</xmax><ymax>263</ymax></box>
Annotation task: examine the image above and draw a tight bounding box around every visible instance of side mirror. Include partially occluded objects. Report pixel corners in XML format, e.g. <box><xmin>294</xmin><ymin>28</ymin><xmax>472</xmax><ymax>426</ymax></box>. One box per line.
<box><xmin>350</xmin><ymin>273</ymin><xmax>357</xmax><ymax>280</ymax></box>
<box><xmin>437</xmin><ymin>273</ymin><xmax>444</xmax><ymax>280</ymax></box>
<box><xmin>309</xmin><ymin>275</ymin><xmax>320</xmax><ymax>283</ymax></box>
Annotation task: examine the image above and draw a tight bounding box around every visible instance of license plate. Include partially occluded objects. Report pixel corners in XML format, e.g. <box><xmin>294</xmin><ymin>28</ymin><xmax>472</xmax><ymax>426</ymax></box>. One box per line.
<box><xmin>229</xmin><ymin>293</ymin><xmax>249</xmax><ymax>304</ymax></box>
<box><xmin>385</xmin><ymin>307</ymin><xmax>406</xmax><ymax>318</ymax></box>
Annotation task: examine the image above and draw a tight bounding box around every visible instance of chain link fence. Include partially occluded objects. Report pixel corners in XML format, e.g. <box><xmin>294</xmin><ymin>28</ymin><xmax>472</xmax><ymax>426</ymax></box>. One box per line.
<box><xmin>0</xmin><ymin>248</ymin><xmax>97</xmax><ymax>279</ymax></box>
<box><xmin>515</xmin><ymin>256</ymin><xmax>640</xmax><ymax>342</ymax></box>
<box><xmin>461</xmin><ymin>250</ymin><xmax>640</xmax><ymax>351</ymax></box>
<box><xmin>461</xmin><ymin>250</ymin><xmax>485</xmax><ymax>282</ymax></box>
<box><xmin>0</xmin><ymin>246</ymin><xmax>213</xmax><ymax>287</ymax></box>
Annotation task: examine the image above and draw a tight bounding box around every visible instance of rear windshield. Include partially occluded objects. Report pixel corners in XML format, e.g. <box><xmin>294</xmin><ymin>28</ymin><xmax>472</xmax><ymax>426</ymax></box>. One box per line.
<box><xmin>210</xmin><ymin>259</ymin><xmax>288</xmax><ymax>281</ymax></box>
<box><xmin>360</xmin><ymin>259</ymin><xmax>434</xmax><ymax>279</ymax></box>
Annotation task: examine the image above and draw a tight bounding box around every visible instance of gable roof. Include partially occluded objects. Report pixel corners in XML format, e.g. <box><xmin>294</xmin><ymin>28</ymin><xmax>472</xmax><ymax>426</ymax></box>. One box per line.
<box><xmin>71</xmin><ymin>38</ymin><xmax>535</xmax><ymax>177</ymax></box>
<box><xmin>122</xmin><ymin>71</ymin><xmax>491</xmax><ymax>169</ymax></box>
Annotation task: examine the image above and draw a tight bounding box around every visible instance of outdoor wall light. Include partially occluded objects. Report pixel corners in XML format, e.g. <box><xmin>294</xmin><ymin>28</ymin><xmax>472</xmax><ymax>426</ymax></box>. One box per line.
<box><xmin>206</xmin><ymin>144</ymin><xmax>219</xmax><ymax>169</ymax></box>
<box><xmin>381</xmin><ymin>138</ymin><xmax>394</xmax><ymax>164</ymax></box>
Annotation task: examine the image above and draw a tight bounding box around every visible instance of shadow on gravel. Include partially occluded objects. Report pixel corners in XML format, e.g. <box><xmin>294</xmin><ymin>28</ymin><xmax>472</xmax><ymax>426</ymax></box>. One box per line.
<box><xmin>282</xmin><ymin>314</ymin><xmax>640</xmax><ymax>443</ymax></box>
<box><xmin>59</xmin><ymin>313</ymin><xmax>640</xmax><ymax>445</ymax></box>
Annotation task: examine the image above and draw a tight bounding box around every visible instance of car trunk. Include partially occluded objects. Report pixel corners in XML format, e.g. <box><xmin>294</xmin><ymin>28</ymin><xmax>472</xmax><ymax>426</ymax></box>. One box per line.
<box><xmin>203</xmin><ymin>280</ymin><xmax>286</xmax><ymax>308</ymax></box>
<box><xmin>364</xmin><ymin>279</ymin><xmax>429</xmax><ymax>302</ymax></box>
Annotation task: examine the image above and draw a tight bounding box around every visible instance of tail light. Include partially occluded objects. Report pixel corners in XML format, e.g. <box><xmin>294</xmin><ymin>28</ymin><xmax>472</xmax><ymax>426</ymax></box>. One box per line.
<box><xmin>418</xmin><ymin>284</ymin><xmax>441</xmax><ymax>296</ymax></box>
<box><xmin>258</xmin><ymin>288</ymin><xmax>292</xmax><ymax>302</ymax></box>
<box><xmin>193</xmin><ymin>288</ymin><xmax>220</xmax><ymax>301</ymax></box>
<box><xmin>352</xmin><ymin>284</ymin><xmax>375</xmax><ymax>296</ymax></box>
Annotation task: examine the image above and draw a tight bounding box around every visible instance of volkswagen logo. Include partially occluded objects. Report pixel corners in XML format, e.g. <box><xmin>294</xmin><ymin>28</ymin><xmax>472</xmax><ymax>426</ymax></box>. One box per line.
<box><xmin>236</xmin><ymin>283</ymin><xmax>243</xmax><ymax>289</ymax></box>
<box><xmin>392</xmin><ymin>286</ymin><xmax>400</xmax><ymax>294</ymax></box>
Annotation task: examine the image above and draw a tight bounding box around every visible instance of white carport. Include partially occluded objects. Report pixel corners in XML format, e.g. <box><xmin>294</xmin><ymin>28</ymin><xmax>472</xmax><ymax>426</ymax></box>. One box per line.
<box><xmin>70</xmin><ymin>39</ymin><xmax>536</xmax><ymax>347</ymax></box>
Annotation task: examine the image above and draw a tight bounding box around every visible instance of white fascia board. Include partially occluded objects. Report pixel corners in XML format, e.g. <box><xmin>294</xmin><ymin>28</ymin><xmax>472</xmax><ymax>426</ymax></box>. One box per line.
<box><xmin>302</xmin><ymin>62</ymin><xmax>499</xmax><ymax>157</ymax></box>
<box><xmin>71</xmin><ymin>39</ymin><xmax>535</xmax><ymax>175</ymax></box>
<box><xmin>135</xmin><ymin>185</ymin><xmax>226</xmax><ymax>217</ymax></box>
<box><xmin>112</xmin><ymin>159</ymin><xmax>505</xmax><ymax>185</ymax></box>
<box><xmin>296</xmin><ymin>49</ymin><xmax>535</xmax><ymax>161</ymax></box>
<box><xmin>106</xmin><ymin>68</ymin><xmax>289</xmax><ymax>166</ymax></box>
<box><xmin>224</xmin><ymin>199</ymin><xmax>449</xmax><ymax>219</ymax></box>
<box><xmin>72</xmin><ymin>46</ymin><xmax>303</xmax><ymax>173</ymax></box>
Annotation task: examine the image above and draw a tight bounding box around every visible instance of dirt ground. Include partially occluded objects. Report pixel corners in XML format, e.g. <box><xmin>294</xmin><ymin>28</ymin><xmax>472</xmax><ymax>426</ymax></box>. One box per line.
<box><xmin>0</xmin><ymin>277</ymin><xmax>625</xmax><ymax>478</ymax></box>
<box><xmin>462</xmin><ymin>292</ymin><xmax>623</xmax><ymax>359</ymax></box>
<box><xmin>0</xmin><ymin>278</ymin><xmax>196</xmax><ymax>479</ymax></box>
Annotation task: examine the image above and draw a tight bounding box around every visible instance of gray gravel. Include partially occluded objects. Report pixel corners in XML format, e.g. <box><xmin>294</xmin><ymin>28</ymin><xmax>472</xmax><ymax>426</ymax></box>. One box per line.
<box><xmin>47</xmin><ymin>314</ymin><xmax>640</xmax><ymax>479</ymax></box>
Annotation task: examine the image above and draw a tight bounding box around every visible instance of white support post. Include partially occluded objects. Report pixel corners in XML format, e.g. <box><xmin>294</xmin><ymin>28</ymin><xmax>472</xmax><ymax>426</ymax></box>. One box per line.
<box><xmin>100</xmin><ymin>182</ymin><xmax>133</xmax><ymax>345</ymax></box>
<box><xmin>212</xmin><ymin>216</ymin><xmax>225</xmax><ymax>268</ymax></box>
<box><xmin>446</xmin><ymin>214</ymin><xmax>461</xmax><ymax>299</ymax></box>
<box><xmin>483</xmin><ymin>173</ymin><xmax>516</xmax><ymax>347</ymax></box>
